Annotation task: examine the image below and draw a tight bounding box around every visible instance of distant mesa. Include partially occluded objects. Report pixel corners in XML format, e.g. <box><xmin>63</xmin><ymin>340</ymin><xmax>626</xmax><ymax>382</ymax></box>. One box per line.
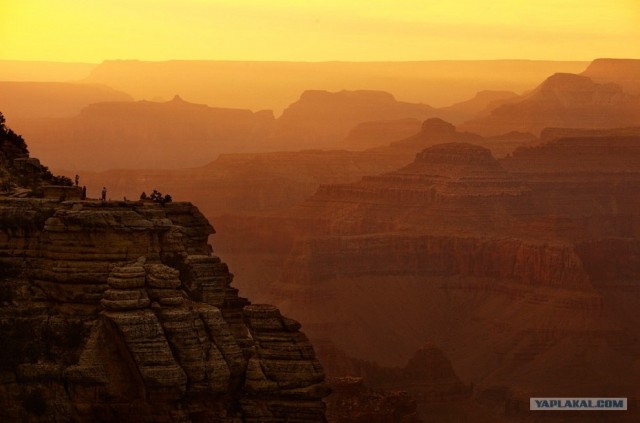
<box><xmin>15</xmin><ymin>97</ymin><xmax>276</xmax><ymax>170</ymax></box>
<box><xmin>435</xmin><ymin>89</ymin><xmax>520</xmax><ymax>124</ymax></box>
<box><xmin>502</xmin><ymin>134</ymin><xmax>640</xmax><ymax>173</ymax></box>
<box><xmin>398</xmin><ymin>142</ymin><xmax>508</xmax><ymax>179</ymax></box>
<box><xmin>414</xmin><ymin>142</ymin><xmax>501</xmax><ymax>168</ymax></box>
<box><xmin>536</xmin><ymin>72</ymin><xmax>603</xmax><ymax>91</ymax></box>
<box><xmin>419</xmin><ymin>117</ymin><xmax>457</xmax><ymax>135</ymax></box>
<box><xmin>271</xmin><ymin>89</ymin><xmax>437</xmax><ymax>149</ymax></box>
<box><xmin>341</xmin><ymin>87</ymin><xmax>524</xmax><ymax>150</ymax></box>
<box><xmin>345</xmin><ymin>115</ymin><xmax>535</xmax><ymax>155</ymax></box>
<box><xmin>298</xmin><ymin>89</ymin><xmax>397</xmax><ymax>103</ymax></box>
<box><xmin>539</xmin><ymin>125</ymin><xmax>640</xmax><ymax>142</ymax></box>
<box><xmin>81</xmin><ymin>59</ymin><xmax>589</xmax><ymax>113</ymax></box>
<box><xmin>342</xmin><ymin>118</ymin><xmax>422</xmax><ymax>150</ymax></box>
<box><xmin>581</xmin><ymin>58</ymin><xmax>640</xmax><ymax>94</ymax></box>
<box><xmin>385</xmin><ymin>118</ymin><xmax>483</xmax><ymax>156</ymax></box>
<box><xmin>460</xmin><ymin>72</ymin><xmax>640</xmax><ymax>136</ymax></box>
<box><xmin>0</xmin><ymin>81</ymin><xmax>132</xmax><ymax>120</ymax></box>
<box><xmin>366</xmin><ymin>117</ymin><xmax>535</xmax><ymax>161</ymax></box>
<box><xmin>0</xmin><ymin>60</ymin><xmax>97</xmax><ymax>82</ymax></box>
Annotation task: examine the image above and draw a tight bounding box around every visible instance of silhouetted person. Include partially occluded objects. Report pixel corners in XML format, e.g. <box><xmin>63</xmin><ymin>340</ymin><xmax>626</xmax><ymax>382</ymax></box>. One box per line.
<box><xmin>75</xmin><ymin>174</ymin><xmax>79</xmax><ymax>187</ymax></box>
<box><xmin>81</xmin><ymin>186</ymin><xmax>87</xmax><ymax>200</ymax></box>
<box><xmin>101</xmin><ymin>187</ymin><xmax>107</xmax><ymax>203</ymax></box>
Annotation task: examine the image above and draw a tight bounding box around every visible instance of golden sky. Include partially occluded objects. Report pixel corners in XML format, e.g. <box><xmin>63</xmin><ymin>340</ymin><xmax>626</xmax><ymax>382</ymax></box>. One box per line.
<box><xmin>1</xmin><ymin>0</ymin><xmax>639</xmax><ymax>62</ymax></box>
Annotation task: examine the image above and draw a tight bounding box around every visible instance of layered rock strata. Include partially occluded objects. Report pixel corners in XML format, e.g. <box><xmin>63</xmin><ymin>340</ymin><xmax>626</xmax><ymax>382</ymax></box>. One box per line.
<box><xmin>213</xmin><ymin>141</ymin><xmax>640</xmax><ymax>420</ymax></box>
<box><xmin>0</xmin><ymin>199</ymin><xmax>328</xmax><ymax>422</ymax></box>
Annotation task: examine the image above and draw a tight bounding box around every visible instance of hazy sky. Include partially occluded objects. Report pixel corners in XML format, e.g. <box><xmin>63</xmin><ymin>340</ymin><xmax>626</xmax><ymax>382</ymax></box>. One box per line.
<box><xmin>1</xmin><ymin>0</ymin><xmax>639</xmax><ymax>62</ymax></box>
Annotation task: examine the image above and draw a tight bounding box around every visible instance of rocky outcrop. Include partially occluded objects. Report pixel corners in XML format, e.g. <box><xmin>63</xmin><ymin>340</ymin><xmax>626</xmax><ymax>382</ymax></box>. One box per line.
<box><xmin>0</xmin><ymin>198</ymin><xmax>328</xmax><ymax>422</ymax></box>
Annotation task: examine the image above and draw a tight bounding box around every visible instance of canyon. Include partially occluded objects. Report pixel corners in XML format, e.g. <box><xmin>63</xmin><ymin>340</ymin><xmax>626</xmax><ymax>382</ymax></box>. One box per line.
<box><xmin>3</xmin><ymin>57</ymin><xmax>640</xmax><ymax>421</ymax></box>
<box><xmin>210</xmin><ymin>135</ymin><xmax>640</xmax><ymax>420</ymax></box>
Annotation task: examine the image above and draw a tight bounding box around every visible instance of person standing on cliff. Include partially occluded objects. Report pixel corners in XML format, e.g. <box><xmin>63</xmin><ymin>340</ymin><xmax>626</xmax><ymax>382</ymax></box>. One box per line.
<box><xmin>101</xmin><ymin>187</ymin><xmax>107</xmax><ymax>203</ymax></box>
<box><xmin>75</xmin><ymin>174</ymin><xmax>79</xmax><ymax>187</ymax></box>
<box><xmin>81</xmin><ymin>185</ymin><xmax>87</xmax><ymax>200</ymax></box>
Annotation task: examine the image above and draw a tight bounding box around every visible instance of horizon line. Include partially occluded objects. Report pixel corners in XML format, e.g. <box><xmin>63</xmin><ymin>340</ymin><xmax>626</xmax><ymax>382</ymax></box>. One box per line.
<box><xmin>2</xmin><ymin>57</ymin><xmax>639</xmax><ymax>66</ymax></box>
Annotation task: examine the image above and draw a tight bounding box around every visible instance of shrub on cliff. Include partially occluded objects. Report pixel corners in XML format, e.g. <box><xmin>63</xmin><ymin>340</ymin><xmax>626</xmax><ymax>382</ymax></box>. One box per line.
<box><xmin>0</xmin><ymin>111</ymin><xmax>28</xmax><ymax>159</ymax></box>
<box><xmin>0</xmin><ymin>111</ymin><xmax>73</xmax><ymax>189</ymax></box>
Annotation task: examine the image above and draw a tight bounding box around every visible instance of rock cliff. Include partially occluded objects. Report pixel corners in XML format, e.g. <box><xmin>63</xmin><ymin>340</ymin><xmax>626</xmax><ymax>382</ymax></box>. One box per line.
<box><xmin>0</xmin><ymin>198</ymin><xmax>329</xmax><ymax>422</ymax></box>
<box><xmin>0</xmin><ymin>120</ymin><xmax>328</xmax><ymax>421</ymax></box>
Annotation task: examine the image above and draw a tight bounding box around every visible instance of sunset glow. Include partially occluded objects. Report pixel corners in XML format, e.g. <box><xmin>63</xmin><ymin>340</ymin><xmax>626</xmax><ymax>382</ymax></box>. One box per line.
<box><xmin>1</xmin><ymin>0</ymin><xmax>639</xmax><ymax>62</ymax></box>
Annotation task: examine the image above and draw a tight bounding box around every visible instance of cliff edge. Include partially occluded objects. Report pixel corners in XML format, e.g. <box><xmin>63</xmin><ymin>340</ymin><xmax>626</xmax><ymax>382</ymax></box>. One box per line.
<box><xmin>0</xmin><ymin>117</ymin><xmax>328</xmax><ymax>421</ymax></box>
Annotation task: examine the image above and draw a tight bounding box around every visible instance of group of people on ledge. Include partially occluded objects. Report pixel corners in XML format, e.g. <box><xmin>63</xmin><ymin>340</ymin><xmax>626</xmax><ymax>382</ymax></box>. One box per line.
<box><xmin>74</xmin><ymin>174</ymin><xmax>172</xmax><ymax>205</ymax></box>
<box><xmin>140</xmin><ymin>189</ymin><xmax>173</xmax><ymax>205</ymax></box>
<box><xmin>74</xmin><ymin>174</ymin><xmax>88</xmax><ymax>200</ymax></box>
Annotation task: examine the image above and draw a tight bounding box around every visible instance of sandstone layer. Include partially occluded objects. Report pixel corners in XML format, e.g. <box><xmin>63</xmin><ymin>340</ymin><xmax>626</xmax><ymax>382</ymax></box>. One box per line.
<box><xmin>0</xmin><ymin>199</ymin><xmax>329</xmax><ymax>422</ymax></box>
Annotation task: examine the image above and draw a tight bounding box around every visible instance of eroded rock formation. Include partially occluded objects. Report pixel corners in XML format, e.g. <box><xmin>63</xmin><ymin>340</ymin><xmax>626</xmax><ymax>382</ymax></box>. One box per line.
<box><xmin>0</xmin><ymin>119</ymin><xmax>328</xmax><ymax>421</ymax></box>
<box><xmin>0</xmin><ymin>198</ymin><xmax>328</xmax><ymax>422</ymax></box>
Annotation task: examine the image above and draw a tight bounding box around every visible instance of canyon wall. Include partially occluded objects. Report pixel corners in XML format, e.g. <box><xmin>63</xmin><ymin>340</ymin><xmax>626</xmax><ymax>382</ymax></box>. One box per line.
<box><xmin>0</xmin><ymin>199</ymin><xmax>329</xmax><ymax>422</ymax></box>
<box><xmin>213</xmin><ymin>141</ymin><xmax>640</xmax><ymax>419</ymax></box>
